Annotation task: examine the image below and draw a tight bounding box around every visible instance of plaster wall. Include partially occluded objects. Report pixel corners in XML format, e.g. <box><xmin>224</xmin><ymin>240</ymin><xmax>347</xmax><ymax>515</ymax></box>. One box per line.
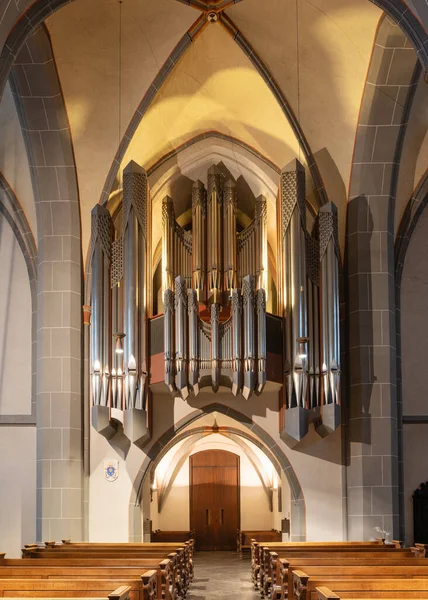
<box><xmin>88</xmin><ymin>389</ymin><xmax>344</xmax><ymax>542</ymax></box>
<box><xmin>0</xmin><ymin>83</ymin><xmax>37</xmax><ymax>241</ymax></box>
<box><xmin>401</xmin><ymin>206</ymin><xmax>428</xmax><ymax>414</ymax></box>
<box><xmin>0</xmin><ymin>213</ymin><xmax>32</xmax><ymax>416</ymax></box>
<box><xmin>0</xmin><ymin>427</ymin><xmax>36</xmax><ymax>557</ymax></box>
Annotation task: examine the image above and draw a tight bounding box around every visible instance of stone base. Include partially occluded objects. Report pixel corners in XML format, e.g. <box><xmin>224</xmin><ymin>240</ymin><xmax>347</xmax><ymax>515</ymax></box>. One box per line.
<box><xmin>91</xmin><ymin>405</ymin><xmax>117</xmax><ymax>440</ymax></box>
<box><xmin>280</xmin><ymin>406</ymin><xmax>308</xmax><ymax>447</ymax></box>
<box><xmin>124</xmin><ymin>408</ymin><xmax>151</xmax><ymax>447</ymax></box>
<box><xmin>316</xmin><ymin>403</ymin><xmax>341</xmax><ymax>437</ymax></box>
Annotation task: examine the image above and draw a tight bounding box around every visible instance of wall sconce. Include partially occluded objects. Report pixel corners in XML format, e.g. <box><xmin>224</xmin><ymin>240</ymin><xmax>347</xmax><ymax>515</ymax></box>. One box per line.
<box><xmin>113</xmin><ymin>332</ymin><xmax>125</xmax><ymax>354</ymax></box>
<box><xmin>150</xmin><ymin>482</ymin><xmax>158</xmax><ymax>502</ymax></box>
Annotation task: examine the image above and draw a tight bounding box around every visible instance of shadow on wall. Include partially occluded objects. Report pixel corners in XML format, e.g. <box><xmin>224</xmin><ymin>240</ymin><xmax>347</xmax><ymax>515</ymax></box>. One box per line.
<box><xmin>345</xmin><ymin>194</ymin><xmax>375</xmax><ymax>456</ymax></box>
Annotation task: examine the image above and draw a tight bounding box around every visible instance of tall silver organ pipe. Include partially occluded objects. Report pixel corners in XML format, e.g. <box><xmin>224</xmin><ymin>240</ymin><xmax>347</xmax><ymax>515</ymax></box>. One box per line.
<box><xmin>306</xmin><ymin>235</ymin><xmax>320</xmax><ymax>409</ymax></box>
<box><xmin>256</xmin><ymin>288</ymin><xmax>267</xmax><ymax>393</ymax></box>
<box><xmin>207</xmin><ymin>165</ymin><xmax>223</xmax><ymax>304</ymax></box>
<box><xmin>122</xmin><ymin>161</ymin><xmax>148</xmax><ymax>411</ymax></box>
<box><xmin>162</xmin><ymin>196</ymin><xmax>175</xmax><ymax>293</ymax></box>
<box><xmin>319</xmin><ymin>202</ymin><xmax>341</xmax><ymax>405</ymax></box>
<box><xmin>90</xmin><ymin>205</ymin><xmax>113</xmax><ymax>407</ymax></box>
<box><xmin>224</xmin><ymin>179</ymin><xmax>237</xmax><ymax>297</ymax></box>
<box><xmin>174</xmin><ymin>276</ymin><xmax>188</xmax><ymax>399</ymax></box>
<box><xmin>243</xmin><ymin>275</ymin><xmax>256</xmax><ymax>399</ymax></box>
<box><xmin>255</xmin><ymin>195</ymin><xmax>268</xmax><ymax>292</ymax></box>
<box><xmin>164</xmin><ymin>288</ymin><xmax>175</xmax><ymax>392</ymax></box>
<box><xmin>192</xmin><ymin>180</ymin><xmax>206</xmax><ymax>302</ymax></box>
<box><xmin>280</xmin><ymin>159</ymin><xmax>308</xmax><ymax>409</ymax></box>
<box><xmin>231</xmin><ymin>289</ymin><xmax>242</xmax><ymax>396</ymax></box>
<box><xmin>188</xmin><ymin>289</ymin><xmax>199</xmax><ymax>395</ymax></box>
<box><xmin>211</xmin><ymin>302</ymin><xmax>220</xmax><ymax>392</ymax></box>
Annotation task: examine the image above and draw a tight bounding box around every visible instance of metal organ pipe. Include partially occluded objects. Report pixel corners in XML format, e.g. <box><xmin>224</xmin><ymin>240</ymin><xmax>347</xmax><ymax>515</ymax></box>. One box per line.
<box><xmin>319</xmin><ymin>202</ymin><xmax>341</xmax><ymax>405</ymax></box>
<box><xmin>192</xmin><ymin>180</ymin><xmax>206</xmax><ymax>302</ymax></box>
<box><xmin>174</xmin><ymin>276</ymin><xmax>188</xmax><ymax>399</ymax></box>
<box><xmin>207</xmin><ymin>165</ymin><xmax>223</xmax><ymax>304</ymax></box>
<box><xmin>280</xmin><ymin>160</ymin><xmax>308</xmax><ymax>409</ymax></box>
<box><xmin>231</xmin><ymin>289</ymin><xmax>242</xmax><ymax>396</ymax></box>
<box><xmin>188</xmin><ymin>289</ymin><xmax>199</xmax><ymax>395</ymax></box>
<box><xmin>224</xmin><ymin>179</ymin><xmax>237</xmax><ymax>297</ymax></box>
<box><xmin>90</xmin><ymin>204</ymin><xmax>113</xmax><ymax>408</ymax></box>
<box><xmin>122</xmin><ymin>161</ymin><xmax>148</xmax><ymax>411</ymax></box>
<box><xmin>211</xmin><ymin>302</ymin><xmax>220</xmax><ymax>392</ymax></box>
<box><xmin>162</xmin><ymin>196</ymin><xmax>175</xmax><ymax>293</ymax></box>
<box><xmin>164</xmin><ymin>288</ymin><xmax>175</xmax><ymax>392</ymax></box>
<box><xmin>242</xmin><ymin>275</ymin><xmax>256</xmax><ymax>399</ymax></box>
<box><xmin>255</xmin><ymin>195</ymin><xmax>268</xmax><ymax>293</ymax></box>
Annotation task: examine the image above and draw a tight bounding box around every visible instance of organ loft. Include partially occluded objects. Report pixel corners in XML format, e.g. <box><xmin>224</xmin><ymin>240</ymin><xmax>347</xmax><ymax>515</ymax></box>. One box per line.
<box><xmin>89</xmin><ymin>159</ymin><xmax>342</xmax><ymax>447</ymax></box>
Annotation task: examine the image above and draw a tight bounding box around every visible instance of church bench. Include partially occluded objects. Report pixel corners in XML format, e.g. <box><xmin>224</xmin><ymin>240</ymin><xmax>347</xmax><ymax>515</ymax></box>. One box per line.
<box><xmin>20</xmin><ymin>550</ymin><xmax>190</xmax><ymax>596</ymax></box>
<box><xmin>255</xmin><ymin>544</ymin><xmax>411</xmax><ymax>594</ymax></box>
<box><xmin>238</xmin><ymin>531</ymin><xmax>281</xmax><ymax>554</ymax></box>
<box><xmin>151</xmin><ymin>533</ymin><xmax>195</xmax><ymax>545</ymax></box>
<box><xmin>3</xmin><ymin>559</ymin><xmax>176</xmax><ymax>600</ymax></box>
<box><xmin>312</xmin><ymin>580</ymin><xmax>428</xmax><ymax>600</ymax></box>
<box><xmin>0</xmin><ymin>587</ymin><xmax>132</xmax><ymax>600</ymax></box>
<box><xmin>272</xmin><ymin>557</ymin><xmax>428</xmax><ymax>600</ymax></box>
<box><xmin>250</xmin><ymin>540</ymin><xmax>398</xmax><ymax>588</ymax></box>
<box><xmin>0</xmin><ymin>577</ymin><xmax>156</xmax><ymax>600</ymax></box>
<box><xmin>291</xmin><ymin>568</ymin><xmax>428</xmax><ymax>600</ymax></box>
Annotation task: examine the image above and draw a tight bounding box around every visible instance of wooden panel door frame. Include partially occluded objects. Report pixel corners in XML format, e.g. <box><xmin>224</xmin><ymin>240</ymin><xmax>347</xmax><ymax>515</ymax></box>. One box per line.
<box><xmin>189</xmin><ymin>449</ymin><xmax>240</xmax><ymax>551</ymax></box>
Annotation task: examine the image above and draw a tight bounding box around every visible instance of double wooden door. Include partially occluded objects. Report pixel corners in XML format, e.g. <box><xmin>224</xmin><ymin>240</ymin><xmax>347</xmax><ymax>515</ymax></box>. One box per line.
<box><xmin>190</xmin><ymin>450</ymin><xmax>239</xmax><ymax>551</ymax></box>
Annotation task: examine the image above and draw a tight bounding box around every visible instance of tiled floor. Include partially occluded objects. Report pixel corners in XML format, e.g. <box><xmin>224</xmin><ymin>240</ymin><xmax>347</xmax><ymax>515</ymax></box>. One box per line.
<box><xmin>188</xmin><ymin>552</ymin><xmax>258</xmax><ymax>600</ymax></box>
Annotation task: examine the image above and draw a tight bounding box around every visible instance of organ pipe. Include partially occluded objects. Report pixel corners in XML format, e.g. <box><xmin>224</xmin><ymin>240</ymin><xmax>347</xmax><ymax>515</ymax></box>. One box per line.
<box><xmin>280</xmin><ymin>159</ymin><xmax>308</xmax><ymax>409</ymax></box>
<box><xmin>188</xmin><ymin>289</ymin><xmax>199</xmax><ymax>395</ymax></box>
<box><xmin>164</xmin><ymin>288</ymin><xmax>175</xmax><ymax>392</ymax></box>
<box><xmin>211</xmin><ymin>302</ymin><xmax>220</xmax><ymax>392</ymax></box>
<box><xmin>192</xmin><ymin>180</ymin><xmax>206</xmax><ymax>302</ymax></box>
<box><xmin>174</xmin><ymin>276</ymin><xmax>188</xmax><ymax>399</ymax></box>
<box><xmin>319</xmin><ymin>202</ymin><xmax>341</xmax><ymax>405</ymax></box>
<box><xmin>256</xmin><ymin>288</ymin><xmax>267</xmax><ymax>393</ymax></box>
<box><xmin>207</xmin><ymin>165</ymin><xmax>223</xmax><ymax>304</ymax></box>
<box><xmin>90</xmin><ymin>204</ymin><xmax>113</xmax><ymax>408</ymax></box>
<box><xmin>162</xmin><ymin>196</ymin><xmax>175</xmax><ymax>293</ymax></box>
<box><xmin>231</xmin><ymin>288</ymin><xmax>242</xmax><ymax>396</ymax></box>
<box><xmin>243</xmin><ymin>275</ymin><xmax>256</xmax><ymax>399</ymax></box>
<box><xmin>224</xmin><ymin>179</ymin><xmax>237</xmax><ymax>297</ymax></box>
<box><xmin>255</xmin><ymin>195</ymin><xmax>268</xmax><ymax>293</ymax></box>
<box><xmin>122</xmin><ymin>161</ymin><xmax>148</xmax><ymax>411</ymax></box>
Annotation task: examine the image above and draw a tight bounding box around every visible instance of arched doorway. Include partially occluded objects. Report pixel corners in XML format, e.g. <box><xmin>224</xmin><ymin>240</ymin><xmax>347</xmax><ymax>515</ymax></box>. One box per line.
<box><xmin>190</xmin><ymin>449</ymin><xmax>239</xmax><ymax>551</ymax></box>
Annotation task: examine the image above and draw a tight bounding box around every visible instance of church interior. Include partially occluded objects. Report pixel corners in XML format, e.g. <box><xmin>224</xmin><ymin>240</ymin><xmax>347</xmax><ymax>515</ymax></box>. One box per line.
<box><xmin>2</xmin><ymin>1</ymin><xmax>428</xmax><ymax>591</ymax></box>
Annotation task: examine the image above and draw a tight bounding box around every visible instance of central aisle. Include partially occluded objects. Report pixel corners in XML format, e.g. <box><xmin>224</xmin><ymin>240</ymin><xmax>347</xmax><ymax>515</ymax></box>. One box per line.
<box><xmin>187</xmin><ymin>552</ymin><xmax>259</xmax><ymax>600</ymax></box>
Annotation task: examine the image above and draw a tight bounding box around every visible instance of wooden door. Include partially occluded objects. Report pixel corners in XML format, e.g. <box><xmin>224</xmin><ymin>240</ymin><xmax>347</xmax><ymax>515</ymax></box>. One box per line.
<box><xmin>190</xmin><ymin>450</ymin><xmax>240</xmax><ymax>551</ymax></box>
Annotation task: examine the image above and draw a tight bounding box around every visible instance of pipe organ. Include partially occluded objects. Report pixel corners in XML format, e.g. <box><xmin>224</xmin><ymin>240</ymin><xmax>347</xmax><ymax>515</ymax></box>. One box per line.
<box><xmin>162</xmin><ymin>165</ymin><xmax>268</xmax><ymax>400</ymax></box>
<box><xmin>278</xmin><ymin>160</ymin><xmax>341</xmax><ymax>443</ymax></box>
<box><xmin>88</xmin><ymin>158</ymin><xmax>341</xmax><ymax>446</ymax></box>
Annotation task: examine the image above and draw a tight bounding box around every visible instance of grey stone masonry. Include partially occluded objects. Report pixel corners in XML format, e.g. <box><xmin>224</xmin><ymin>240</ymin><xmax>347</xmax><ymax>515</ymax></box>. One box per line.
<box><xmin>10</xmin><ymin>24</ymin><xmax>83</xmax><ymax>542</ymax></box>
<box><xmin>346</xmin><ymin>16</ymin><xmax>419</xmax><ymax>541</ymax></box>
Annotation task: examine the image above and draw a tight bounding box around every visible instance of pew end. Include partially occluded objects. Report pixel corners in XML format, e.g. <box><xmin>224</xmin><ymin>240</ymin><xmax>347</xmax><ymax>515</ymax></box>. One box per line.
<box><xmin>108</xmin><ymin>586</ymin><xmax>132</xmax><ymax>600</ymax></box>
<box><xmin>316</xmin><ymin>587</ymin><xmax>340</xmax><ymax>600</ymax></box>
<box><xmin>141</xmin><ymin>570</ymin><xmax>157</xmax><ymax>600</ymax></box>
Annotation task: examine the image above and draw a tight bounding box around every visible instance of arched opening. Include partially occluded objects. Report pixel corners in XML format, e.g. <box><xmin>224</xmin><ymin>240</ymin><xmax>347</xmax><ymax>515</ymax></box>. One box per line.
<box><xmin>129</xmin><ymin>405</ymin><xmax>306</xmax><ymax>543</ymax></box>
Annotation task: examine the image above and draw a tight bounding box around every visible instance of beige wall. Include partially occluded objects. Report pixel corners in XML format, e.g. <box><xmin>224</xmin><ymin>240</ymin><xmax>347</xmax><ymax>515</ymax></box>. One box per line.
<box><xmin>0</xmin><ymin>213</ymin><xmax>32</xmax><ymax>416</ymax></box>
<box><xmin>88</xmin><ymin>389</ymin><xmax>344</xmax><ymax>542</ymax></box>
<box><xmin>0</xmin><ymin>83</ymin><xmax>37</xmax><ymax>242</ymax></box>
<box><xmin>0</xmin><ymin>427</ymin><xmax>36</xmax><ymax>556</ymax></box>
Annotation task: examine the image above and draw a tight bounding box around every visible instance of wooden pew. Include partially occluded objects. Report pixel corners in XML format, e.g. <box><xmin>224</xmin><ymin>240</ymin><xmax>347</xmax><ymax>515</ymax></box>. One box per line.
<box><xmin>4</xmin><ymin>558</ymin><xmax>175</xmax><ymax>600</ymax></box>
<box><xmin>255</xmin><ymin>543</ymin><xmax>411</xmax><ymax>595</ymax></box>
<box><xmin>0</xmin><ymin>587</ymin><xmax>133</xmax><ymax>600</ymax></box>
<box><xmin>151</xmin><ymin>533</ymin><xmax>195</xmax><ymax>545</ymax></box>
<box><xmin>20</xmin><ymin>546</ymin><xmax>192</xmax><ymax>596</ymax></box>
<box><xmin>312</xmin><ymin>580</ymin><xmax>428</xmax><ymax>600</ymax></box>
<box><xmin>292</xmin><ymin>568</ymin><xmax>428</xmax><ymax>600</ymax></box>
<box><xmin>0</xmin><ymin>577</ymin><xmax>156</xmax><ymax>600</ymax></box>
<box><xmin>237</xmin><ymin>531</ymin><xmax>281</xmax><ymax>554</ymax></box>
<box><xmin>251</xmin><ymin>540</ymin><xmax>394</xmax><ymax>589</ymax></box>
<box><xmin>272</xmin><ymin>557</ymin><xmax>428</xmax><ymax>600</ymax></box>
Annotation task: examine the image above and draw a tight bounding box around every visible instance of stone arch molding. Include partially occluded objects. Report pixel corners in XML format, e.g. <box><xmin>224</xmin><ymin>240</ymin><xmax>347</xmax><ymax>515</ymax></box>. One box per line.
<box><xmin>154</xmin><ymin>428</ymin><xmax>278</xmax><ymax>512</ymax></box>
<box><xmin>128</xmin><ymin>403</ymin><xmax>306</xmax><ymax>542</ymax></box>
